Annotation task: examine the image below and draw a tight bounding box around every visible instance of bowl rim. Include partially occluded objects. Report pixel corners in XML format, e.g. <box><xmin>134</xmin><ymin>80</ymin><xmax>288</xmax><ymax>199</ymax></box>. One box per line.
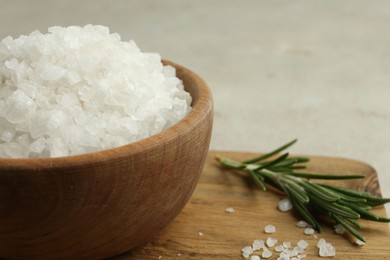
<box><xmin>0</xmin><ymin>59</ymin><xmax>213</xmax><ymax>169</ymax></box>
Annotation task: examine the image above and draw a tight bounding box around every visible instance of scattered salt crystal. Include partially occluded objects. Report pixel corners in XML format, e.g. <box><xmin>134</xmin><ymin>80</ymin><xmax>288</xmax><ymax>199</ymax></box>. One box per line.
<box><xmin>334</xmin><ymin>224</ymin><xmax>345</xmax><ymax>235</ymax></box>
<box><xmin>262</xmin><ymin>248</ymin><xmax>272</xmax><ymax>258</ymax></box>
<box><xmin>287</xmin><ymin>248</ymin><xmax>298</xmax><ymax>257</ymax></box>
<box><xmin>317</xmin><ymin>239</ymin><xmax>336</xmax><ymax>257</ymax></box>
<box><xmin>252</xmin><ymin>240</ymin><xmax>264</xmax><ymax>251</ymax></box>
<box><xmin>242</xmin><ymin>246</ymin><xmax>254</xmax><ymax>255</ymax></box>
<box><xmin>297</xmin><ymin>240</ymin><xmax>308</xmax><ymax>249</ymax></box>
<box><xmin>277</xmin><ymin>252</ymin><xmax>289</xmax><ymax>260</ymax></box>
<box><xmin>318</xmin><ymin>241</ymin><xmax>336</xmax><ymax>257</ymax></box>
<box><xmin>303</xmin><ymin>228</ymin><xmax>315</xmax><ymax>235</ymax></box>
<box><xmin>158</xmin><ymin>256</ymin><xmax>162</xmax><ymax>259</ymax></box>
<box><xmin>275</xmin><ymin>245</ymin><xmax>285</xmax><ymax>252</ymax></box>
<box><xmin>278</xmin><ymin>198</ymin><xmax>293</xmax><ymax>212</ymax></box>
<box><xmin>264</xmin><ymin>224</ymin><xmax>276</xmax><ymax>234</ymax></box>
<box><xmin>225</xmin><ymin>207</ymin><xmax>235</xmax><ymax>214</ymax></box>
<box><xmin>177</xmin><ymin>253</ymin><xmax>182</xmax><ymax>257</ymax></box>
<box><xmin>250</xmin><ymin>256</ymin><xmax>260</xmax><ymax>260</ymax></box>
<box><xmin>296</xmin><ymin>220</ymin><xmax>309</xmax><ymax>228</ymax></box>
<box><xmin>355</xmin><ymin>239</ymin><xmax>365</xmax><ymax>246</ymax></box>
<box><xmin>198</xmin><ymin>232</ymin><xmax>204</xmax><ymax>236</ymax></box>
<box><xmin>282</xmin><ymin>241</ymin><xmax>291</xmax><ymax>249</ymax></box>
<box><xmin>291</xmin><ymin>258</ymin><xmax>299</xmax><ymax>260</ymax></box>
<box><xmin>242</xmin><ymin>253</ymin><xmax>250</xmax><ymax>259</ymax></box>
<box><xmin>294</xmin><ymin>246</ymin><xmax>304</xmax><ymax>253</ymax></box>
<box><xmin>317</xmin><ymin>239</ymin><xmax>327</xmax><ymax>248</ymax></box>
<box><xmin>299</xmin><ymin>253</ymin><xmax>307</xmax><ymax>258</ymax></box>
<box><xmin>266</xmin><ymin>237</ymin><xmax>278</xmax><ymax>247</ymax></box>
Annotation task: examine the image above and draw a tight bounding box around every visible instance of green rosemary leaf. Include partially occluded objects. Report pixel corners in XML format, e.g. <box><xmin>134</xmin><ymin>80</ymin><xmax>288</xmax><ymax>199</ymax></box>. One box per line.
<box><xmin>272</xmin><ymin>158</ymin><xmax>307</xmax><ymax>168</ymax></box>
<box><xmin>243</xmin><ymin>139</ymin><xmax>297</xmax><ymax>164</ymax></box>
<box><xmin>310</xmin><ymin>196</ymin><xmax>360</xmax><ymax>219</ymax></box>
<box><xmin>376</xmin><ymin>216</ymin><xmax>390</xmax><ymax>223</ymax></box>
<box><xmin>249</xmin><ymin>170</ymin><xmax>267</xmax><ymax>191</ymax></box>
<box><xmin>345</xmin><ymin>217</ymin><xmax>362</xmax><ymax>228</ymax></box>
<box><xmin>338</xmin><ymin>200</ymin><xmax>379</xmax><ymax>221</ymax></box>
<box><xmin>283</xmin><ymin>183</ymin><xmax>309</xmax><ymax>204</ymax></box>
<box><xmin>339</xmin><ymin>200</ymin><xmax>371</xmax><ymax>210</ymax></box>
<box><xmin>319</xmin><ymin>184</ymin><xmax>387</xmax><ymax>204</ymax></box>
<box><xmin>282</xmin><ymin>184</ymin><xmax>322</xmax><ymax>231</ymax></box>
<box><xmin>216</xmin><ymin>156</ymin><xmax>245</xmax><ymax>169</ymax></box>
<box><xmin>288</xmin><ymin>172</ymin><xmax>364</xmax><ymax>180</ymax></box>
<box><xmin>365</xmin><ymin>197</ymin><xmax>390</xmax><ymax>207</ymax></box>
<box><xmin>339</xmin><ymin>202</ymin><xmax>390</xmax><ymax>222</ymax></box>
<box><xmin>331</xmin><ymin>213</ymin><xmax>366</xmax><ymax>242</ymax></box>
<box><xmin>301</xmin><ymin>182</ymin><xmax>340</xmax><ymax>202</ymax></box>
<box><xmin>253</xmin><ymin>153</ymin><xmax>290</xmax><ymax>171</ymax></box>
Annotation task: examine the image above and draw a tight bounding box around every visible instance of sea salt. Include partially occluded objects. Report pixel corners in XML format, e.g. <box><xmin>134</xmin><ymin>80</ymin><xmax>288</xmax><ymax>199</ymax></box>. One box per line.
<box><xmin>225</xmin><ymin>207</ymin><xmax>235</xmax><ymax>214</ymax></box>
<box><xmin>334</xmin><ymin>224</ymin><xmax>345</xmax><ymax>235</ymax></box>
<box><xmin>297</xmin><ymin>240</ymin><xmax>308</xmax><ymax>249</ymax></box>
<box><xmin>282</xmin><ymin>241</ymin><xmax>291</xmax><ymax>249</ymax></box>
<box><xmin>317</xmin><ymin>239</ymin><xmax>336</xmax><ymax>257</ymax></box>
<box><xmin>0</xmin><ymin>25</ymin><xmax>191</xmax><ymax>158</ymax></box>
<box><xmin>252</xmin><ymin>240</ymin><xmax>264</xmax><ymax>251</ymax></box>
<box><xmin>303</xmin><ymin>227</ymin><xmax>315</xmax><ymax>235</ymax></box>
<box><xmin>250</xmin><ymin>256</ymin><xmax>260</xmax><ymax>260</ymax></box>
<box><xmin>278</xmin><ymin>198</ymin><xmax>293</xmax><ymax>212</ymax></box>
<box><xmin>242</xmin><ymin>246</ymin><xmax>254</xmax><ymax>255</ymax></box>
<box><xmin>264</xmin><ymin>224</ymin><xmax>276</xmax><ymax>234</ymax></box>
<box><xmin>266</xmin><ymin>237</ymin><xmax>278</xmax><ymax>247</ymax></box>
<box><xmin>296</xmin><ymin>220</ymin><xmax>309</xmax><ymax>228</ymax></box>
<box><xmin>355</xmin><ymin>239</ymin><xmax>365</xmax><ymax>246</ymax></box>
<box><xmin>262</xmin><ymin>248</ymin><xmax>273</xmax><ymax>258</ymax></box>
<box><xmin>275</xmin><ymin>245</ymin><xmax>285</xmax><ymax>252</ymax></box>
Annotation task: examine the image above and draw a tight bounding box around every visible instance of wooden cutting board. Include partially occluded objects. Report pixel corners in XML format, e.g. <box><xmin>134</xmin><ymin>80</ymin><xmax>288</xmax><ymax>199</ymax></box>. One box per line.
<box><xmin>112</xmin><ymin>151</ymin><xmax>390</xmax><ymax>259</ymax></box>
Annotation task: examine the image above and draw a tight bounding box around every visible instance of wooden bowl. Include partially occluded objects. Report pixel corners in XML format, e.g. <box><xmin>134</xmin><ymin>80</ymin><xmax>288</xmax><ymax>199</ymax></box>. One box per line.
<box><xmin>0</xmin><ymin>60</ymin><xmax>213</xmax><ymax>259</ymax></box>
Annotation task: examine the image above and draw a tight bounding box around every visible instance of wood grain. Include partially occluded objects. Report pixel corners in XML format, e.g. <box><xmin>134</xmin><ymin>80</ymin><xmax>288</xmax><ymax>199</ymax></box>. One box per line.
<box><xmin>115</xmin><ymin>151</ymin><xmax>390</xmax><ymax>259</ymax></box>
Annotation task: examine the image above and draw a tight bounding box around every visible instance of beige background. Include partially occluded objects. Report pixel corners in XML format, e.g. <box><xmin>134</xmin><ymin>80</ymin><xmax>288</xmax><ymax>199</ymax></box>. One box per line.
<box><xmin>1</xmin><ymin>0</ymin><xmax>389</xmax><ymax>217</ymax></box>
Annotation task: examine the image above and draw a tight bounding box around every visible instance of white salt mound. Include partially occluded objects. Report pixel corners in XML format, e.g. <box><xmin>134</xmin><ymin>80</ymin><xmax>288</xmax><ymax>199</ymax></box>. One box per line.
<box><xmin>0</xmin><ymin>25</ymin><xmax>192</xmax><ymax>158</ymax></box>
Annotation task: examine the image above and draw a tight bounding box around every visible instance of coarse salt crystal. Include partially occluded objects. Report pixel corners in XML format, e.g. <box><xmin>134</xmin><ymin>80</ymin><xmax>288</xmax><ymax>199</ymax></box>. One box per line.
<box><xmin>303</xmin><ymin>227</ymin><xmax>315</xmax><ymax>235</ymax></box>
<box><xmin>297</xmin><ymin>240</ymin><xmax>308</xmax><ymax>249</ymax></box>
<box><xmin>287</xmin><ymin>248</ymin><xmax>298</xmax><ymax>257</ymax></box>
<box><xmin>262</xmin><ymin>248</ymin><xmax>273</xmax><ymax>258</ymax></box>
<box><xmin>355</xmin><ymin>239</ymin><xmax>365</xmax><ymax>246</ymax></box>
<box><xmin>296</xmin><ymin>220</ymin><xmax>309</xmax><ymax>228</ymax></box>
<box><xmin>294</xmin><ymin>246</ymin><xmax>304</xmax><ymax>253</ymax></box>
<box><xmin>242</xmin><ymin>246</ymin><xmax>254</xmax><ymax>255</ymax></box>
<box><xmin>198</xmin><ymin>231</ymin><xmax>204</xmax><ymax>236</ymax></box>
<box><xmin>242</xmin><ymin>253</ymin><xmax>250</xmax><ymax>259</ymax></box>
<box><xmin>318</xmin><ymin>242</ymin><xmax>336</xmax><ymax>257</ymax></box>
<box><xmin>252</xmin><ymin>240</ymin><xmax>264</xmax><ymax>251</ymax></box>
<box><xmin>282</xmin><ymin>241</ymin><xmax>291</xmax><ymax>249</ymax></box>
<box><xmin>250</xmin><ymin>256</ymin><xmax>260</xmax><ymax>260</ymax></box>
<box><xmin>334</xmin><ymin>224</ymin><xmax>345</xmax><ymax>235</ymax></box>
<box><xmin>277</xmin><ymin>253</ymin><xmax>289</xmax><ymax>260</ymax></box>
<box><xmin>317</xmin><ymin>239</ymin><xmax>327</xmax><ymax>248</ymax></box>
<box><xmin>264</xmin><ymin>224</ymin><xmax>276</xmax><ymax>234</ymax></box>
<box><xmin>317</xmin><ymin>239</ymin><xmax>336</xmax><ymax>257</ymax></box>
<box><xmin>266</xmin><ymin>237</ymin><xmax>278</xmax><ymax>247</ymax></box>
<box><xmin>225</xmin><ymin>207</ymin><xmax>235</xmax><ymax>214</ymax></box>
<box><xmin>278</xmin><ymin>198</ymin><xmax>293</xmax><ymax>212</ymax></box>
<box><xmin>0</xmin><ymin>25</ymin><xmax>192</xmax><ymax>158</ymax></box>
<box><xmin>275</xmin><ymin>245</ymin><xmax>285</xmax><ymax>252</ymax></box>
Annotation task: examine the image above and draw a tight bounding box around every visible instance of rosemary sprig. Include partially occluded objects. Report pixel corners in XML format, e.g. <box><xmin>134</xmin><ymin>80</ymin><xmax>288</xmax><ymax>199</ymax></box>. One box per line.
<box><xmin>216</xmin><ymin>139</ymin><xmax>390</xmax><ymax>243</ymax></box>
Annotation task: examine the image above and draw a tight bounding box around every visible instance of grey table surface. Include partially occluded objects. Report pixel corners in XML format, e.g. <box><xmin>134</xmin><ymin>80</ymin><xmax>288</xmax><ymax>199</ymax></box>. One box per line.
<box><xmin>1</xmin><ymin>0</ymin><xmax>389</xmax><ymax>218</ymax></box>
